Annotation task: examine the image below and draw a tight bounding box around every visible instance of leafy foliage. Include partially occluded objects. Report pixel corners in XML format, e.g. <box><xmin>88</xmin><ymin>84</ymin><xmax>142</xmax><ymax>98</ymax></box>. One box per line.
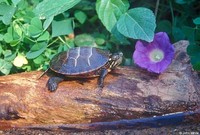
<box><xmin>0</xmin><ymin>0</ymin><xmax>200</xmax><ymax>75</ymax></box>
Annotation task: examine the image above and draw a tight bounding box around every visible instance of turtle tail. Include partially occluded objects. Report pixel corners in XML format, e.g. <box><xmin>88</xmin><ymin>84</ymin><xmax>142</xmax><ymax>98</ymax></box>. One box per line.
<box><xmin>37</xmin><ymin>68</ymin><xmax>49</xmax><ymax>80</ymax></box>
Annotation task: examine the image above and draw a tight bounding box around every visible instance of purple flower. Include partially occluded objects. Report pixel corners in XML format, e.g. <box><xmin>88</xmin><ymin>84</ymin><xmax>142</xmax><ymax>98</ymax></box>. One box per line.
<box><xmin>133</xmin><ymin>32</ymin><xmax>175</xmax><ymax>74</ymax></box>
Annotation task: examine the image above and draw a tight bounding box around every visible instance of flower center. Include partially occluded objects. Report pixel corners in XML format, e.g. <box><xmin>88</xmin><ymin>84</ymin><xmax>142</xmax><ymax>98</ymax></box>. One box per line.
<box><xmin>149</xmin><ymin>49</ymin><xmax>164</xmax><ymax>62</ymax></box>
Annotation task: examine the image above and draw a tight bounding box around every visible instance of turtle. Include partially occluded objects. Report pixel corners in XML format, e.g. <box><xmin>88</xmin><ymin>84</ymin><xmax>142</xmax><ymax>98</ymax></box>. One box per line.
<box><xmin>43</xmin><ymin>46</ymin><xmax>123</xmax><ymax>92</ymax></box>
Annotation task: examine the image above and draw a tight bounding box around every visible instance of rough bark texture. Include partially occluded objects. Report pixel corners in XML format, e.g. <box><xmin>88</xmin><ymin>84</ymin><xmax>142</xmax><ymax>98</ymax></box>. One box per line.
<box><xmin>0</xmin><ymin>40</ymin><xmax>200</xmax><ymax>133</ymax></box>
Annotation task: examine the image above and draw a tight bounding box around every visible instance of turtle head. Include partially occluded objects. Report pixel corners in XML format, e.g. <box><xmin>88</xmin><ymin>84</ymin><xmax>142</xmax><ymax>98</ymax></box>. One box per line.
<box><xmin>109</xmin><ymin>52</ymin><xmax>123</xmax><ymax>69</ymax></box>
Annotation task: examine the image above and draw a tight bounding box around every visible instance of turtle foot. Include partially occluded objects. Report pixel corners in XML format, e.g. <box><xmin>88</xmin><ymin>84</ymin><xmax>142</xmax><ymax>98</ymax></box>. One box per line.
<box><xmin>47</xmin><ymin>77</ymin><xmax>64</xmax><ymax>92</ymax></box>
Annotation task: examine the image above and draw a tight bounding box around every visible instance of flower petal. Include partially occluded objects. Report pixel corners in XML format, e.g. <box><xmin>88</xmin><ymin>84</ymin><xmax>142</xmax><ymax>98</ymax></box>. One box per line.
<box><xmin>133</xmin><ymin>32</ymin><xmax>175</xmax><ymax>74</ymax></box>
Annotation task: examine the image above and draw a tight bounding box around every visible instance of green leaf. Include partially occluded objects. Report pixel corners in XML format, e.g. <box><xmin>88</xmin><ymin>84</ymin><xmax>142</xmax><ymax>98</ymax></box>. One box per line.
<box><xmin>3</xmin><ymin>50</ymin><xmax>16</xmax><ymax>61</ymax></box>
<box><xmin>0</xmin><ymin>59</ymin><xmax>13</xmax><ymax>75</ymax></box>
<box><xmin>3</xmin><ymin>26</ymin><xmax>21</xmax><ymax>46</ymax></box>
<box><xmin>34</xmin><ymin>0</ymin><xmax>81</xmax><ymax>19</ymax></box>
<box><xmin>96</xmin><ymin>0</ymin><xmax>129</xmax><ymax>32</ymax></box>
<box><xmin>43</xmin><ymin>16</ymin><xmax>54</xmax><ymax>30</ymax></box>
<box><xmin>182</xmin><ymin>26</ymin><xmax>195</xmax><ymax>42</ymax></box>
<box><xmin>187</xmin><ymin>43</ymin><xmax>200</xmax><ymax>56</ymax></box>
<box><xmin>37</xmin><ymin>31</ymin><xmax>50</xmax><ymax>41</ymax></box>
<box><xmin>33</xmin><ymin>55</ymin><xmax>45</xmax><ymax>65</ymax></box>
<box><xmin>0</xmin><ymin>4</ymin><xmax>16</xmax><ymax>25</ymax></box>
<box><xmin>0</xmin><ymin>46</ymin><xmax>3</xmax><ymax>56</ymax></box>
<box><xmin>0</xmin><ymin>34</ymin><xmax>3</xmax><ymax>41</ymax></box>
<box><xmin>175</xmin><ymin>0</ymin><xmax>187</xmax><ymax>4</ymax></box>
<box><xmin>3</xmin><ymin>33</ymin><xmax>13</xmax><ymax>43</ymax></box>
<box><xmin>95</xmin><ymin>37</ymin><xmax>105</xmax><ymax>45</ymax></box>
<box><xmin>193</xmin><ymin>17</ymin><xmax>200</xmax><ymax>25</ymax></box>
<box><xmin>187</xmin><ymin>44</ymin><xmax>200</xmax><ymax>70</ymax></box>
<box><xmin>175</xmin><ymin>0</ymin><xmax>195</xmax><ymax>4</ymax></box>
<box><xmin>13</xmin><ymin>21</ymin><xmax>23</xmax><ymax>37</ymax></box>
<box><xmin>26</xmin><ymin>42</ymin><xmax>47</xmax><ymax>59</ymax></box>
<box><xmin>28</xmin><ymin>17</ymin><xmax>43</xmax><ymax>38</ymax></box>
<box><xmin>74</xmin><ymin>34</ymin><xmax>96</xmax><ymax>47</ymax></box>
<box><xmin>57</xmin><ymin>45</ymin><xmax>68</xmax><ymax>53</ymax></box>
<box><xmin>195</xmin><ymin>28</ymin><xmax>200</xmax><ymax>41</ymax></box>
<box><xmin>156</xmin><ymin>20</ymin><xmax>172</xmax><ymax>34</ymax></box>
<box><xmin>117</xmin><ymin>8</ymin><xmax>156</xmax><ymax>42</ymax></box>
<box><xmin>172</xmin><ymin>27</ymin><xmax>185</xmax><ymax>41</ymax></box>
<box><xmin>12</xmin><ymin>0</ymin><xmax>21</xmax><ymax>6</ymax></box>
<box><xmin>52</xmin><ymin>19</ymin><xmax>73</xmax><ymax>37</ymax></box>
<box><xmin>111</xmin><ymin>24</ymin><xmax>130</xmax><ymax>44</ymax></box>
<box><xmin>74</xmin><ymin>10</ymin><xmax>87</xmax><ymax>24</ymax></box>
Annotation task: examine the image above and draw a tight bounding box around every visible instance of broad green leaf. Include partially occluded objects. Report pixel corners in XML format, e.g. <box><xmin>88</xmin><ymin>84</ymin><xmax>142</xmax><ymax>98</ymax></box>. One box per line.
<box><xmin>52</xmin><ymin>19</ymin><xmax>73</xmax><ymax>37</ymax></box>
<box><xmin>26</xmin><ymin>42</ymin><xmax>47</xmax><ymax>59</ymax></box>
<box><xmin>0</xmin><ymin>59</ymin><xmax>13</xmax><ymax>75</ymax></box>
<box><xmin>96</xmin><ymin>0</ymin><xmax>129</xmax><ymax>32</ymax></box>
<box><xmin>193</xmin><ymin>17</ymin><xmax>200</xmax><ymax>25</ymax></box>
<box><xmin>43</xmin><ymin>16</ymin><xmax>54</xmax><ymax>30</ymax></box>
<box><xmin>12</xmin><ymin>0</ymin><xmax>21</xmax><ymax>6</ymax></box>
<box><xmin>74</xmin><ymin>34</ymin><xmax>96</xmax><ymax>47</ymax></box>
<box><xmin>0</xmin><ymin>4</ymin><xmax>16</xmax><ymax>25</ymax></box>
<box><xmin>34</xmin><ymin>0</ymin><xmax>81</xmax><ymax>19</ymax></box>
<box><xmin>117</xmin><ymin>8</ymin><xmax>156</xmax><ymax>42</ymax></box>
<box><xmin>111</xmin><ymin>24</ymin><xmax>130</xmax><ymax>44</ymax></box>
<box><xmin>74</xmin><ymin>10</ymin><xmax>87</xmax><ymax>24</ymax></box>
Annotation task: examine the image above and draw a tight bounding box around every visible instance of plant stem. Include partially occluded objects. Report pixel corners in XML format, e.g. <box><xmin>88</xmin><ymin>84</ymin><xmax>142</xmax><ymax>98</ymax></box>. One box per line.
<box><xmin>47</xmin><ymin>38</ymin><xmax>59</xmax><ymax>47</ymax></box>
<box><xmin>58</xmin><ymin>36</ymin><xmax>71</xmax><ymax>49</ymax></box>
<box><xmin>155</xmin><ymin>0</ymin><xmax>160</xmax><ymax>18</ymax></box>
<box><xmin>169</xmin><ymin>0</ymin><xmax>175</xmax><ymax>25</ymax></box>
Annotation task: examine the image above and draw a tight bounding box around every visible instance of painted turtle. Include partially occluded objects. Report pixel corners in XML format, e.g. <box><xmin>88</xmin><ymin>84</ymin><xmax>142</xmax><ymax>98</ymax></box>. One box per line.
<box><xmin>44</xmin><ymin>47</ymin><xmax>123</xmax><ymax>92</ymax></box>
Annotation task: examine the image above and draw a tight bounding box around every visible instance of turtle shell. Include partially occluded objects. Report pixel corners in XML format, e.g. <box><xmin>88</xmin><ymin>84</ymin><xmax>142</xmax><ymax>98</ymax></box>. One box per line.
<box><xmin>49</xmin><ymin>47</ymin><xmax>110</xmax><ymax>75</ymax></box>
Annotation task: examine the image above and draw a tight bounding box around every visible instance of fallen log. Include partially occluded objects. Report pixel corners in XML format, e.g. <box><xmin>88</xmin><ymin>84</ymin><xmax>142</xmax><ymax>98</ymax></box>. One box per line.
<box><xmin>0</xmin><ymin>40</ymin><xmax>200</xmax><ymax>131</ymax></box>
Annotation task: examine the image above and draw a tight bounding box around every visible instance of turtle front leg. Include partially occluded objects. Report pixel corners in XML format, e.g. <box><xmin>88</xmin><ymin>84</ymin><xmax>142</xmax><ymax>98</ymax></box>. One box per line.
<box><xmin>47</xmin><ymin>77</ymin><xmax>64</xmax><ymax>92</ymax></box>
<box><xmin>98</xmin><ymin>68</ymin><xmax>108</xmax><ymax>88</ymax></box>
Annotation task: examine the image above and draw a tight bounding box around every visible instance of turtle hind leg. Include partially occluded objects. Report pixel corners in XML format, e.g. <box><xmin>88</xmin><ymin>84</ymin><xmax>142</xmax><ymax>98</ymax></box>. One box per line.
<box><xmin>47</xmin><ymin>76</ymin><xmax>64</xmax><ymax>92</ymax></box>
<box><xmin>98</xmin><ymin>68</ymin><xmax>108</xmax><ymax>88</ymax></box>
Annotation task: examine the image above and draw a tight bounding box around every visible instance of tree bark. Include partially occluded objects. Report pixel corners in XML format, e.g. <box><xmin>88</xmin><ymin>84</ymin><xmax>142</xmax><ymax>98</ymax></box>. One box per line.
<box><xmin>0</xmin><ymin>40</ymin><xmax>200</xmax><ymax>131</ymax></box>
